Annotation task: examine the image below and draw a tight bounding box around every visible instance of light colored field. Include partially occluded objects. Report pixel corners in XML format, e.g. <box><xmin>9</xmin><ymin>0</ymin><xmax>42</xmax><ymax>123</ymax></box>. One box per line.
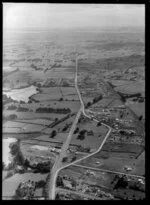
<box><xmin>3</xmin><ymin>66</ymin><xmax>17</xmax><ymax>72</ymax></box>
<box><xmin>2</xmin><ymin>173</ymin><xmax>48</xmax><ymax>198</ymax></box>
<box><xmin>20</xmin><ymin>143</ymin><xmax>56</xmax><ymax>160</ymax></box>
<box><xmin>3</xmin><ymin>121</ymin><xmax>44</xmax><ymax>133</ymax></box>
<box><xmin>3</xmin><ymin>85</ymin><xmax>38</xmax><ymax>103</ymax></box>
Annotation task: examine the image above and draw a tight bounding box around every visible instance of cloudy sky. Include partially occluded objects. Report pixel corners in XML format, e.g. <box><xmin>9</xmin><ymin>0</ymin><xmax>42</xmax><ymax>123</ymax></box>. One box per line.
<box><xmin>3</xmin><ymin>3</ymin><xmax>145</xmax><ymax>30</ymax></box>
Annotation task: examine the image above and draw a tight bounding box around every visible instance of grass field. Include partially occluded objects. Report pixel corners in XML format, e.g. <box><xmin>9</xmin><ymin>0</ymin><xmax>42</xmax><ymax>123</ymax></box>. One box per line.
<box><xmin>3</xmin><ymin>121</ymin><xmax>45</xmax><ymax>133</ymax></box>
<box><xmin>4</xmin><ymin>110</ymin><xmax>66</xmax><ymax>120</ymax></box>
<box><xmin>77</xmin><ymin>142</ymin><xmax>144</xmax><ymax>176</ymax></box>
<box><xmin>115</xmin><ymin>81</ymin><xmax>144</xmax><ymax>95</ymax></box>
<box><xmin>69</xmin><ymin>118</ymin><xmax>108</xmax><ymax>149</ymax></box>
<box><xmin>128</xmin><ymin>102</ymin><xmax>145</xmax><ymax>118</ymax></box>
<box><xmin>2</xmin><ymin>173</ymin><xmax>48</xmax><ymax>199</ymax></box>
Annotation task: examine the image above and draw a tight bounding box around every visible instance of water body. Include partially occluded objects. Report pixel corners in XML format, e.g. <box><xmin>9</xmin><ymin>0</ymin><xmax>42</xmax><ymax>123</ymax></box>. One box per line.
<box><xmin>3</xmin><ymin>138</ymin><xmax>17</xmax><ymax>167</ymax></box>
<box><xmin>3</xmin><ymin>85</ymin><xmax>38</xmax><ymax>103</ymax></box>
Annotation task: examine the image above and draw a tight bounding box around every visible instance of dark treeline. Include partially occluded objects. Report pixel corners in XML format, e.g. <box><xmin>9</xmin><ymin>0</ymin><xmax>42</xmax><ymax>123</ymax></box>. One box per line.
<box><xmin>36</xmin><ymin>107</ymin><xmax>71</xmax><ymax>114</ymax></box>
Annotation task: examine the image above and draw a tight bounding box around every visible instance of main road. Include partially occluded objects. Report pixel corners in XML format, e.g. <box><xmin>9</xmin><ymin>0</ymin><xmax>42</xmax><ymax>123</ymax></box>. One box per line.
<box><xmin>48</xmin><ymin>56</ymin><xmax>112</xmax><ymax>200</ymax></box>
<box><xmin>48</xmin><ymin>56</ymin><xmax>83</xmax><ymax>199</ymax></box>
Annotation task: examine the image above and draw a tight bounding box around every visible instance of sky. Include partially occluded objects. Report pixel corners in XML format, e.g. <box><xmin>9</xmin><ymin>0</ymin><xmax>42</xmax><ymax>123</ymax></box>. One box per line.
<box><xmin>3</xmin><ymin>3</ymin><xmax>145</xmax><ymax>30</ymax></box>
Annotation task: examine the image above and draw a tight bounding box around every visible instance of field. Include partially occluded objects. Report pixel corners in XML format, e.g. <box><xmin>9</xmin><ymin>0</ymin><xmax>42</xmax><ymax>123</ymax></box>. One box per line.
<box><xmin>127</xmin><ymin>102</ymin><xmax>145</xmax><ymax>119</ymax></box>
<box><xmin>31</xmin><ymin>87</ymin><xmax>79</xmax><ymax>102</ymax></box>
<box><xmin>3</xmin><ymin>110</ymin><xmax>66</xmax><ymax>121</ymax></box>
<box><xmin>3</xmin><ymin>121</ymin><xmax>45</xmax><ymax>133</ymax></box>
<box><xmin>77</xmin><ymin>142</ymin><xmax>144</xmax><ymax>176</ymax></box>
<box><xmin>115</xmin><ymin>81</ymin><xmax>145</xmax><ymax>95</ymax></box>
<box><xmin>3</xmin><ymin>26</ymin><xmax>145</xmax><ymax>200</ymax></box>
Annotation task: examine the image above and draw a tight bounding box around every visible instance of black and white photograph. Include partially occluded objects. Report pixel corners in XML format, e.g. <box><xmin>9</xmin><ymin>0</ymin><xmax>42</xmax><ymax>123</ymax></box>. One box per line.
<box><xmin>2</xmin><ymin>3</ymin><xmax>145</xmax><ymax>200</ymax></box>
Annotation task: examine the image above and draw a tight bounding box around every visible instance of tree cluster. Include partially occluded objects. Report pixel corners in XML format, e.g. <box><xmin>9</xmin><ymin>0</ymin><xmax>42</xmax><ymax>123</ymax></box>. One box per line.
<box><xmin>35</xmin><ymin>107</ymin><xmax>71</xmax><ymax>114</ymax></box>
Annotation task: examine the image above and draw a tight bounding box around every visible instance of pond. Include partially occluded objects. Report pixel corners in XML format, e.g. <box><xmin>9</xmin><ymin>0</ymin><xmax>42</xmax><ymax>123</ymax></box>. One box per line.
<box><xmin>3</xmin><ymin>85</ymin><xmax>38</xmax><ymax>103</ymax></box>
<box><xmin>3</xmin><ymin>138</ymin><xmax>17</xmax><ymax>167</ymax></box>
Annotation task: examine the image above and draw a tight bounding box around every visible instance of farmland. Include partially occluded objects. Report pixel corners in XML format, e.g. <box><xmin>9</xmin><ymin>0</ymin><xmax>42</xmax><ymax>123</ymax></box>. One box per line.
<box><xmin>3</xmin><ymin>23</ymin><xmax>145</xmax><ymax>200</ymax></box>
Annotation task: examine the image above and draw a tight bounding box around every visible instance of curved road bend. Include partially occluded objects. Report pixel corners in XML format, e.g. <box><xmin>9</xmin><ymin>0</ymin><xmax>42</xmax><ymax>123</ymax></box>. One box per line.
<box><xmin>48</xmin><ymin>56</ymin><xmax>112</xmax><ymax>199</ymax></box>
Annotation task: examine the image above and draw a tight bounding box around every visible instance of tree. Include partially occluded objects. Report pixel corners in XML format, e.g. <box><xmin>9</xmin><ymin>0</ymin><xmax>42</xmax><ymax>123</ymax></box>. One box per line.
<box><xmin>56</xmin><ymin>176</ymin><xmax>64</xmax><ymax>187</ymax></box>
<box><xmin>24</xmin><ymin>158</ymin><xmax>30</xmax><ymax>168</ymax></box>
<box><xmin>71</xmin><ymin>156</ymin><xmax>77</xmax><ymax>162</ymax></box>
<box><xmin>76</xmin><ymin>133</ymin><xmax>85</xmax><ymax>140</ymax></box>
<box><xmin>73</xmin><ymin>127</ymin><xmax>79</xmax><ymax>134</ymax></box>
<box><xmin>50</xmin><ymin>130</ymin><xmax>57</xmax><ymax>138</ymax></box>
<box><xmin>62</xmin><ymin>157</ymin><xmax>68</xmax><ymax>163</ymax></box>
<box><xmin>9</xmin><ymin>114</ymin><xmax>17</xmax><ymax>120</ymax></box>
<box><xmin>86</xmin><ymin>102</ymin><xmax>91</xmax><ymax>108</ymax></box>
<box><xmin>55</xmin><ymin>118</ymin><xmax>58</xmax><ymax>122</ymax></box>
<box><xmin>97</xmin><ymin>122</ymin><xmax>101</xmax><ymax>126</ymax></box>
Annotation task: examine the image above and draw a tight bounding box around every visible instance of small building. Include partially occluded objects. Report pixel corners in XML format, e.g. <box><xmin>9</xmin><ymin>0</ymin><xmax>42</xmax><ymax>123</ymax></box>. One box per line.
<box><xmin>124</xmin><ymin>166</ymin><xmax>132</xmax><ymax>172</ymax></box>
<box><xmin>63</xmin><ymin>179</ymin><xmax>73</xmax><ymax>189</ymax></box>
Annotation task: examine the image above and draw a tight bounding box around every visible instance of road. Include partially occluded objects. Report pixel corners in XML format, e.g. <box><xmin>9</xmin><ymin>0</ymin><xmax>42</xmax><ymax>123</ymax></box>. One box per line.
<box><xmin>48</xmin><ymin>108</ymin><xmax>82</xmax><ymax>199</ymax></box>
<box><xmin>73</xmin><ymin>164</ymin><xmax>145</xmax><ymax>179</ymax></box>
<box><xmin>48</xmin><ymin>56</ymin><xmax>112</xmax><ymax>199</ymax></box>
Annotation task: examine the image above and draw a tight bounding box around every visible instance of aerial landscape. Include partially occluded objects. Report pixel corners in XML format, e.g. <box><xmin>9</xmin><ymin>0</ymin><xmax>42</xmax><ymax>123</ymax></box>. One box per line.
<box><xmin>3</xmin><ymin>3</ymin><xmax>145</xmax><ymax>200</ymax></box>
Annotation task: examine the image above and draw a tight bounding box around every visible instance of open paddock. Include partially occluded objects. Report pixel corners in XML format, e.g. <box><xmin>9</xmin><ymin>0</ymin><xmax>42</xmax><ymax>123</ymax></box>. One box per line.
<box><xmin>3</xmin><ymin>133</ymin><xmax>41</xmax><ymax>140</ymax></box>
<box><xmin>101</xmin><ymin>143</ymin><xmax>144</xmax><ymax>158</ymax></box>
<box><xmin>128</xmin><ymin>102</ymin><xmax>145</xmax><ymax>118</ymax></box>
<box><xmin>3</xmin><ymin>110</ymin><xmax>66</xmax><ymax>120</ymax></box>
<box><xmin>77</xmin><ymin>144</ymin><xmax>144</xmax><ymax>176</ymax></box>
<box><xmin>34</xmin><ymin>133</ymin><xmax>68</xmax><ymax>144</ymax></box>
<box><xmin>45</xmin><ymin>71</ymin><xmax>74</xmax><ymax>79</ymax></box>
<box><xmin>31</xmin><ymin>93</ymin><xmax>62</xmax><ymax>101</ymax></box>
<box><xmin>69</xmin><ymin>120</ymin><xmax>108</xmax><ymax>149</ymax></box>
<box><xmin>70</xmin><ymin>132</ymin><xmax>107</xmax><ymax>150</ymax></box>
<box><xmin>115</xmin><ymin>81</ymin><xmax>145</xmax><ymax>95</ymax></box>
<box><xmin>3</xmin><ymin>121</ymin><xmax>45</xmax><ymax>133</ymax></box>
<box><xmin>14</xmin><ymin>118</ymin><xmax>53</xmax><ymax>126</ymax></box>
